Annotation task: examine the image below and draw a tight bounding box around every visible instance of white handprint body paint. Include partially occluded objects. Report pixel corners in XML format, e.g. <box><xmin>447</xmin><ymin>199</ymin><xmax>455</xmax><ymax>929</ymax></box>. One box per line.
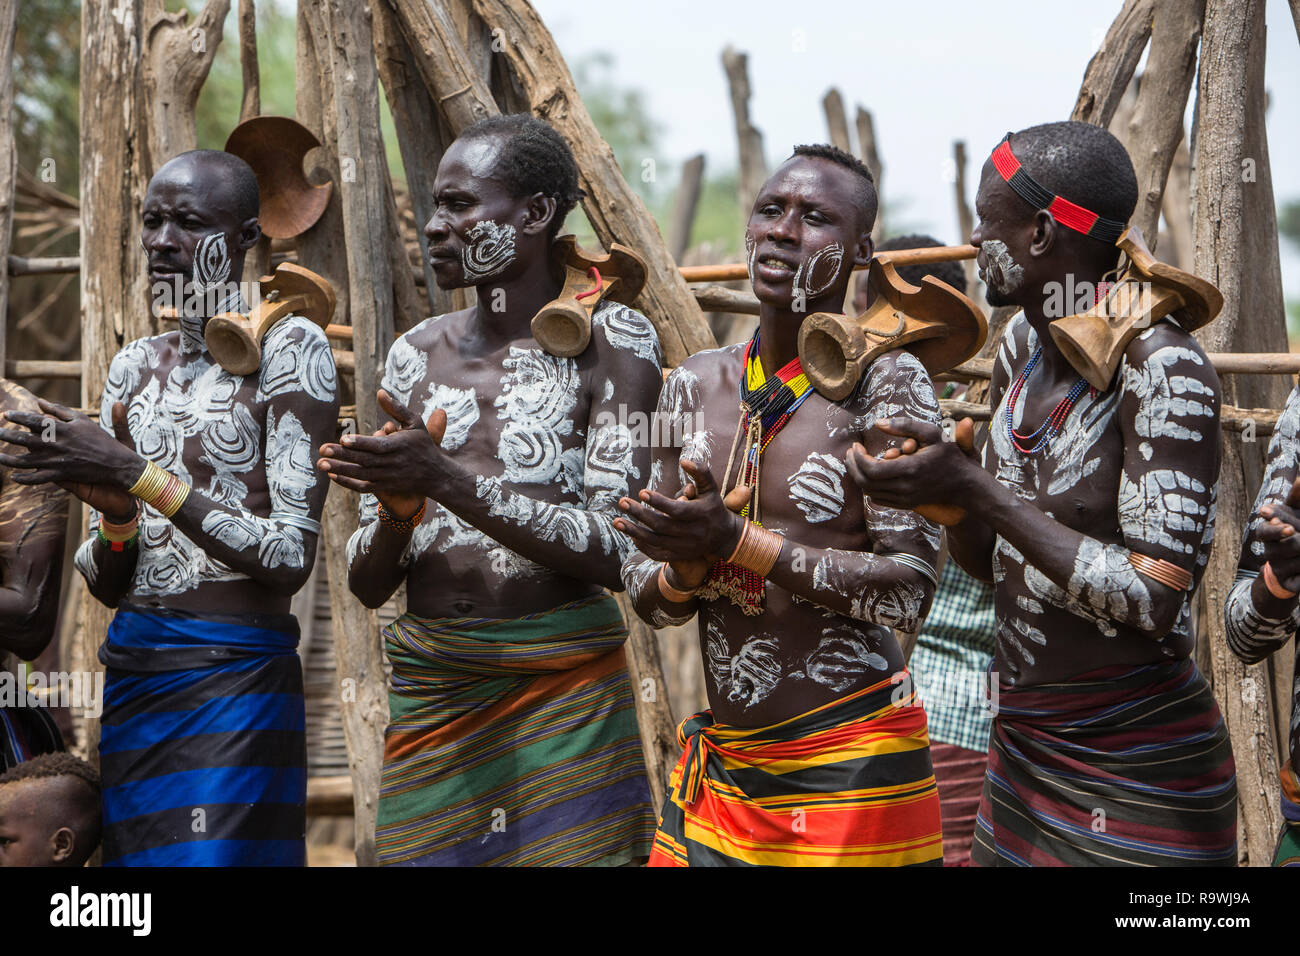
<box><xmin>1247</xmin><ymin>385</ymin><xmax>1300</xmax><ymax>559</ymax></box>
<box><xmin>461</xmin><ymin>220</ymin><xmax>517</xmax><ymax>283</ymax></box>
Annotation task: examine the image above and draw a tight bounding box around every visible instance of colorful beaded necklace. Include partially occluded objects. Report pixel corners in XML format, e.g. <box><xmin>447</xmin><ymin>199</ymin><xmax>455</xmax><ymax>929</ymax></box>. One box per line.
<box><xmin>1004</xmin><ymin>347</ymin><xmax>1091</xmax><ymax>455</ymax></box>
<box><xmin>699</xmin><ymin>330</ymin><xmax>814</xmax><ymax>614</ymax></box>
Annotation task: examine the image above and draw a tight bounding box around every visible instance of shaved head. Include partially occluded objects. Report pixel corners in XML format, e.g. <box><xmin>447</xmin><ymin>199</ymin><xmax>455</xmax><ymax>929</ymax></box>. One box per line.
<box><xmin>152</xmin><ymin>150</ymin><xmax>260</xmax><ymax>223</ymax></box>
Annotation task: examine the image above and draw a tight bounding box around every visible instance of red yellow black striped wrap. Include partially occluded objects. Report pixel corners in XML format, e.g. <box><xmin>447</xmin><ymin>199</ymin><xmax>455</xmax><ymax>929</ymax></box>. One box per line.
<box><xmin>648</xmin><ymin>672</ymin><xmax>942</xmax><ymax>866</ymax></box>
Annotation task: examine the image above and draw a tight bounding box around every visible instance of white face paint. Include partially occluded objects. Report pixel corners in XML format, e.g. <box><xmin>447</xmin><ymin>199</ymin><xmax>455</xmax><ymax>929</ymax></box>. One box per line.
<box><xmin>980</xmin><ymin>239</ymin><xmax>1025</xmax><ymax>295</ymax></box>
<box><xmin>744</xmin><ymin>232</ymin><xmax>757</xmax><ymax>285</ymax></box>
<box><xmin>792</xmin><ymin>241</ymin><xmax>844</xmax><ymax>301</ymax></box>
<box><xmin>461</xmin><ymin>219</ymin><xmax>517</xmax><ymax>283</ymax></box>
<box><xmin>788</xmin><ymin>452</ymin><xmax>846</xmax><ymax>523</ymax></box>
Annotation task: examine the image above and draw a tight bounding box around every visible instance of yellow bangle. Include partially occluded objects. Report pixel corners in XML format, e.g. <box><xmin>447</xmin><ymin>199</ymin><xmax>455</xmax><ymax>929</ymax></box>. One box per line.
<box><xmin>128</xmin><ymin>460</ymin><xmax>191</xmax><ymax>518</ymax></box>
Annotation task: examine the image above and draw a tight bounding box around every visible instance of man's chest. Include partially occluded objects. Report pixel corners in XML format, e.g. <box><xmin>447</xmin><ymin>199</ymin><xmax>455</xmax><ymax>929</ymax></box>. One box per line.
<box><xmin>683</xmin><ymin>387</ymin><xmax>866</xmax><ymax>535</ymax></box>
<box><xmin>402</xmin><ymin>347</ymin><xmax>595</xmax><ymax>490</ymax></box>
<box><xmin>989</xmin><ymin>383</ymin><xmax>1125</xmax><ymax>534</ymax></box>
<box><xmin>128</xmin><ymin>359</ymin><xmax>268</xmax><ymax>479</ymax></box>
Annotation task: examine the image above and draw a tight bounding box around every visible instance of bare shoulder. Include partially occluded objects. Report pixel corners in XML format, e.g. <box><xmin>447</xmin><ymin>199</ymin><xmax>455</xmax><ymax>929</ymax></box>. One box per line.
<box><xmin>853</xmin><ymin>347</ymin><xmax>939</xmax><ymax>422</ymax></box>
<box><xmin>589</xmin><ymin>301</ymin><xmax>662</xmax><ymax>367</ymax></box>
<box><xmin>257</xmin><ymin>315</ymin><xmax>338</xmax><ymax>404</ymax></box>
<box><xmin>1121</xmin><ymin>320</ymin><xmax>1220</xmax><ymax>395</ymax></box>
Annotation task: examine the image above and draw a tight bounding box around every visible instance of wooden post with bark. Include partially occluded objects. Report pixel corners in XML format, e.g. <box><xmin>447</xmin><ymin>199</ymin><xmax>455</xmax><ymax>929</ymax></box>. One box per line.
<box><xmin>822</xmin><ymin>88</ymin><xmax>852</xmax><ymax>155</ymax></box>
<box><xmin>855</xmin><ymin>106</ymin><xmax>883</xmax><ymax>241</ymax></box>
<box><xmin>0</xmin><ymin>0</ymin><xmax>15</xmax><ymax>378</ymax></box>
<box><xmin>73</xmin><ymin>0</ymin><xmax>152</xmax><ymax>762</ymax></box>
<box><xmin>952</xmin><ymin>141</ymin><xmax>975</xmax><ymax>291</ymax></box>
<box><xmin>668</xmin><ymin>153</ymin><xmax>705</xmax><ymax>263</ymax></box>
<box><xmin>297</xmin><ymin>0</ymin><xmax>401</xmax><ymax>866</ymax></box>
<box><xmin>721</xmin><ymin>45</ymin><xmax>768</xmax><ymax>228</ymax></box>
<box><xmin>141</xmin><ymin>0</ymin><xmax>230</xmax><ymax>168</ymax></box>
<box><xmin>1191</xmin><ymin>0</ymin><xmax>1284</xmax><ymax>867</ymax></box>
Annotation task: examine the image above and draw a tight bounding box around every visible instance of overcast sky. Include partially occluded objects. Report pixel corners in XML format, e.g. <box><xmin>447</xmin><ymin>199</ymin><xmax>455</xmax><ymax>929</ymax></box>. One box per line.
<box><xmin>534</xmin><ymin>0</ymin><xmax>1300</xmax><ymax>297</ymax></box>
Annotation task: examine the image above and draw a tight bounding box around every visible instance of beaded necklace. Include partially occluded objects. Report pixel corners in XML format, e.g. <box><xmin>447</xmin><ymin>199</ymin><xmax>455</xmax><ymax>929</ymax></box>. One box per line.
<box><xmin>1004</xmin><ymin>347</ymin><xmax>1091</xmax><ymax>455</ymax></box>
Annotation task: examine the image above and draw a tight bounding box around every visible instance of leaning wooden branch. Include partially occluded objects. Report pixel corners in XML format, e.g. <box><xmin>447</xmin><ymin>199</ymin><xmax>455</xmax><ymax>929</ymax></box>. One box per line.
<box><xmin>468</xmin><ymin>0</ymin><xmax>716</xmax><ymax>366</ymax></box>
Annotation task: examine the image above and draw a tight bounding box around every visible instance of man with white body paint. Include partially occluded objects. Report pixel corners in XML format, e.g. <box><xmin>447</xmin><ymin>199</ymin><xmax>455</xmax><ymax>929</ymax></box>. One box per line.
<box><xmin>616</xmin><ymin>145</ymin><xmax>944</xmax><ymax>867</ymax></box>
<box><xmin>1224</xmin><ymin>395</ymin><xmax>1300</xmax><ymax>866</ymax></box>
<box><xmin>851</xmin><ymin>121</ymin><xmax>1237</xmax><ymax>866</ymax></box>
<box><xmin>319</xmin><ymin>115</ymin><xmax>657</xmax><ymax>866</ymax></box>
<box><xmin>0</xmin><ymin>150</ymin><xmax>339</xmax><ymax>865</ymax></box>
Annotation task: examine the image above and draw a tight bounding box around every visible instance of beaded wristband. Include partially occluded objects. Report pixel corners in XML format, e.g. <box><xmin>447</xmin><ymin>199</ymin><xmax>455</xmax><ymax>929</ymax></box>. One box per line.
<box><xmin>96</xmin><ymin>514</ymin><xmax>140</xmax><ymax>553</ymax></box>
<box><xmin>726</xmin><ymin>520</ymin><xmax>784</xmax><ymax>577</ymax></box>
<box><xmin>128</xmin><ymin>460</ymin><xmax>191</xmax><ymax>518</ymax></box>
<box><xmin>377</xmin><ymin>499</ymin><xmax>426</xmax><ymax>535</ymax></box>
<box><xmin>657</xmin><ymin>565</ymin><xmax>699</xmax><ymax>604</ymax></box>
<box><xmin>1263</xmin><ymin>562</ymin><xmax>1298</xmax><ymax>600</ymax></box>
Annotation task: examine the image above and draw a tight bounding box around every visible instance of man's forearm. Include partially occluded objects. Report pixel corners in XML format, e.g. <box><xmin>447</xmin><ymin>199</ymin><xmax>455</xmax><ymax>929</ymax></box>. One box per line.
<box><xmin>942</xmin><ymin>508</ymin><xmax>997</xmax><ymax>584</ymax></box>
<box><xmin>345</xmin><ymin>517</ymin><xmax>412</xmax><ymax>609</ymax></box>
<box><xmin>1225</xmin><ymin>570</ymin><xmax>1299</xmax><ymax>664</ymax></box>
<box><xmin>622</xmin><ymin>552</ymin><xmax>699</xmax><ymax>628</ymax></box>
<box><xmin>765</xmin><ymin>538</ymin><xmax>935</xmax><ymax>631</ymax></box>
<box><xmin>972</xmin><ymin>466</ymin><xmax>1181</xmax><ymax>636</ymax></box>
<box><xmin>73</xmin><ymin>534</ymin><xmax>139</xmax><ymax>609</ymax></box>
<box><xmin>437</xmin><ymin>471</ymin><xmax>629</xmax><ymax>591</ymax></box>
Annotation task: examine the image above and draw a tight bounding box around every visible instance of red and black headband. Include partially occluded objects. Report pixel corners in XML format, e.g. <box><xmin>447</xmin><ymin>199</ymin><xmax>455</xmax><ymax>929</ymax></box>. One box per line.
<box><xmin>990</xmin><ymin>133</ymin><xmax>1126</xmax><ymax>244</ymax></box>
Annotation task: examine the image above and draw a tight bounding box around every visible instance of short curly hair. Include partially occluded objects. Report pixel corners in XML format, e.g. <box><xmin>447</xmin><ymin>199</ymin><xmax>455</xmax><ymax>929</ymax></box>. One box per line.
<box><xmin>0</xmin><ymin>751</ymin><xmax>100</xmax><ymax>791</ymax></box>
<box><xmin>460</xmin><ymin>114</ymin><xmax>586</xmax><ymax>240</ymax></box>
<box><xmin>791</xmin><ymin>143</ymin><xmax>878</xmax><ymax>232</ymax></box>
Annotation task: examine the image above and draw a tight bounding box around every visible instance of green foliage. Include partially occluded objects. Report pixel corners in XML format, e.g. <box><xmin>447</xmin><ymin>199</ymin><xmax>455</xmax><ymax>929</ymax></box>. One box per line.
<box><xmin>1281</xmin><ymin>200</ymin><xmax>1300</xmax><ymax>255</ymax></box>
<box><xmin>194</xmin><ymin>0</ymin><xmax>300</xmax><ymax>150</ymax></box>
<box><xmin>13</xmin><ymin>0</ymin><xmax>81</xmax><ymax>193</ymax></box>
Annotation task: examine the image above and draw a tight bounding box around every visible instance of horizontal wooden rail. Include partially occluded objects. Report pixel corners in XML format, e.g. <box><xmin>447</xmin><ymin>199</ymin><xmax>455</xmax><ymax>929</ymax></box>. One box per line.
<box><xmin>7</xmin><ymin>254</ymin><xmax>80</xmax><ymax>276</ymax></box>
<box><xmin>940</xmin><ymin>398</ymin><xmax>1279</xmax><ymax>436</ymax></box>
<box><xmin>306</xmin><ymin>775</ymin><xmax>355</xmax><ymax>816</ymax></box>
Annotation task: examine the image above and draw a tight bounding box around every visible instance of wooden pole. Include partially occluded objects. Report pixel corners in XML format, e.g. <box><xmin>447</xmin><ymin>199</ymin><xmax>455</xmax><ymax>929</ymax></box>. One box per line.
<box><xmin>238</xmin><ymin>0</ymin><xmax>260</xmax><ymax>121</ymax></box>
<box><xmin>952</xmin><ymin>141</ymin><xmax>976</xmax><ymax>291</ymax></box>
<box><xmin>854</xmin><ymin>106</ymin><xmax>884</xmax><ymax>242</ymax></box>
<box><xmin>236</xmin><ymin>0</ymin><xmax>273</xmax><ymax>283</ymax></box>
<box><xmin>469</xmin><ymin>0</ymin><xmax>715</xmax><ymax>366</ymax></box>
<box><xmin>614</xmin><ymin>592</ymin><xmax>680</xmax><ymax>812</ymax></box>
<box><xmin>667</xmin><ymin>153</ymin><xmax>705</xmax><ymax>264</ymax></box>
<box><xmin>721</xmin><ymin>46</ymin><xmax>768</xmax><ymax>225</ymax></box>
<box><xmin>1071</xmin><ymin>0</ymin><xmax>1156</xmax><ymax>125</ymax></box>
<box><xmin>1117</xmin><ymin>0</ymin><xmax>1205</xmax><ymax>245</ymax></box>
<box><xmin>0</xmin><ymin>0</ymin><xmax>16</xmax><ymax>379</ymax></box>
<box><xmin>1191</xmin><ymin>0</ymin><xmax>1282</xmax><ymax>866</ymax></box>
<box><xmin>822</xmin><ymin>88</ymin><xmax>852</xmax><ymax>154</ymax></box>
<box><xmin>299</xmin><ymin>0</ymin><xmax>397</xmax><ymax>867</ymax></box>
<box><xmin>372</xmin><ymin>0</ymin><xmax>457</xmax><ymax>320</ymax></box>
<box><xmin>1160</xmin><ymin>131</ymin><xmax>1194</xmax><ymax>270</ymax></box>
<box><xmin>140</xmin><ymin>0</ymin><xmax>230</xmax><ymax>167</ymax></box>
<box><xmin>74</xmin><ymin>0</ymin><xmax>151</xmax><ymax>762</ymax></box>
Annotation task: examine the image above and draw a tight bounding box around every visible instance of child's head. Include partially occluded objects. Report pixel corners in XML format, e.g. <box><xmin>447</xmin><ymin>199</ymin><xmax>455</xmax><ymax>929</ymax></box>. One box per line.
<box><xmin>0</xmin><ymin>752</ymin><xmax>101</xmax><ymax>866</ymax></box>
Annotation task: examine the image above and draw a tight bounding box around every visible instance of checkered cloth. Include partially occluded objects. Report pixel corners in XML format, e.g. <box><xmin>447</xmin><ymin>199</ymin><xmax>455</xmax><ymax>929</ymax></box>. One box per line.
<box><xmin>909</xmin><ymin>560</ymin><xmax>997</xmax><ymax>754</ymax></box>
